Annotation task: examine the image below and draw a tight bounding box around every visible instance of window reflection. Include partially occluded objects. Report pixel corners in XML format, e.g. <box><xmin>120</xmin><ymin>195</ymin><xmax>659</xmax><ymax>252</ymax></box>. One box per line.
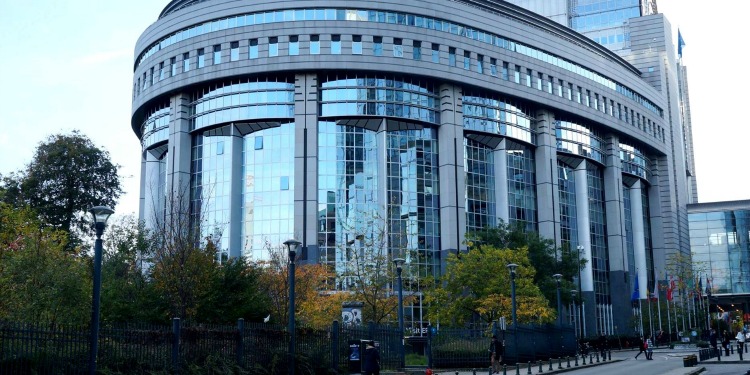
<box><xmin>555</xmin><ymin>118</ymin><xmax>605</xmax><ymax>164</ymax></box>
<box><xmin>462</xmin><ymin>92</ymin><xmax>535</xmax><ymax>145</ymax></box>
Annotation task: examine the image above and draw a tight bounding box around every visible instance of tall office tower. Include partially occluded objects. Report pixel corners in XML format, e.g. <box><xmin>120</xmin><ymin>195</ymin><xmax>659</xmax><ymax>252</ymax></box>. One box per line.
<box><xmin>504</xmin><ymin>0</ymin><xmax>696</xmax><ymax>334</ymax></box>
<box><xmin>133</xmin><ymin>0</ymin><xmax>689</xmax><ymax>336</ymax></box>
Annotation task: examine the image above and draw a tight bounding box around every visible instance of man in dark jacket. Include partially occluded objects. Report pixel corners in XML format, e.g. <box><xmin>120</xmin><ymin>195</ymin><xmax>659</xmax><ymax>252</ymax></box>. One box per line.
<box><xmin>363</xmin><ymin>342</ymin><xmax>380</xmax><ymax>375</ymax></box>
<box><xmin>490</xmin><ymin>335</ymin><xmax>503</xmax><ymax>374</ymax></box>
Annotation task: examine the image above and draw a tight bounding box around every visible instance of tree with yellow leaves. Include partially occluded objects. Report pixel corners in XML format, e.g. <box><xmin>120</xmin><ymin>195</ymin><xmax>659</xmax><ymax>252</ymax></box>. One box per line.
<box><xmin>424</xmin><ymin>244</ymin><xmax>555</xmax><ymax>326</ymax></box>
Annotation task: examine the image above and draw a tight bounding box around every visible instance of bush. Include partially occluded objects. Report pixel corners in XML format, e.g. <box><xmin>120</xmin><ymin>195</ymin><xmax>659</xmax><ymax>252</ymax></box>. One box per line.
<box><xmin>406</xmin><ymin>353</ymin><xmax>427</xmax><ymax>366</ymax></box>
<box><xmin>696</xmin><ymin>341</ymin><xmax>709</xmax><ymax>348</ymax></box>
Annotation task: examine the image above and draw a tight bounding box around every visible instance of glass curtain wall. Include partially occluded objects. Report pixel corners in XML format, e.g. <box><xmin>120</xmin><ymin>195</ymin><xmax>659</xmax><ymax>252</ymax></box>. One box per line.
<box><xmin>559</xmin><ymin>160</ymin><xmax>580</xmax><ymax>330</ymax></box>
<box><xmin>587</xmin><ymin>165</ymin><xmax>610</xmax><ymax>334</ymax></box>
<box><xmin>241</xmin><ymin>123</ymin><xmax>296</xmax><ymax>261</ymax></box>
<box><xmin>464</xmin><ymin>138</ymin><xmax>496</xmax><ymax>232</ymax></box>
<box><xmin>623</xmin><ymin>185</ymin><xmax>636</xmax><ymax>290</ymax></box>
<box><xmin>507</xmin><ymin>145</ymin><xmax>537</xmax><ymax>232</ymax></box>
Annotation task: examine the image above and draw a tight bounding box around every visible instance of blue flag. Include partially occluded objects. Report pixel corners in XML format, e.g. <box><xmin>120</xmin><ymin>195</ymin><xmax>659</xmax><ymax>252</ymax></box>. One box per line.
<box><xmin>678</xmin><ymin>29</ymin><xmax>686</xmax><ymax>58</ymax></box>
<box><xmin>631</xmin><ymin>276</ymin><xmax>640</xmax><ymax>304</ymax></box>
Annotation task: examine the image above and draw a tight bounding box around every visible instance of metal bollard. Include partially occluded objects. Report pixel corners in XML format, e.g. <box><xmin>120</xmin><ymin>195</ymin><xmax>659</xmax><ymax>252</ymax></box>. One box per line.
<box><xmin>732</xmin><ymin>345</ymin><xmax>734</xmax><ymax>354</ymax></box>
<box><xmin>567</xmin><ymin>356</ymin><xmax>571</xmax><ymax>368</ymax></box>
<box><xmin>589</xmin><ymin>353</ymin><xmax>593</xmax><ymax>363</ymax></box>
<box><xmin>488</xmin><ymin>366</ymin><xmax>492</xmax><ymax>375</ymax></box>
<box><xmin>527</xmin><ymin>361</ymin><xmax>532</xmax><ymax>375</ymax></box>
<box><xmin>548</xmin><ymin>358</ymin><xmax>553</xmax><ymax>371</ymax></box>
<box><xmin>515</xmin><ymin>363</ymin><xmax>520</xmax><ymax>375</ymax></box>
<box><xmin>608</xmin><ymin>350</ymin><xmax>612</xmax><ymax>361</ymax></box>
<box><xmin>575</xmin><ymin>355</ymin><xmax>579</xmax><ymax>366</ymax></box>
<box><xmin>583</xmin><ymin>353</ymin><xmax>587</xmax><ymax>365</ymax></box>
<box><xmin>558</xmin><ymin>357</ymin><xmax>562</xmax><ymax>370</ymax></box>
<box><xmin>503</xmin><ymin>364</ymin><xmax>507</xmax><ymax>375</ymax></box>
<box><xmin>538</xmin><ymin>360</ymin><xmax>543</xmax><ymax>373</ymax></box>
<box><xmin>596</xmin><ymin>352</ymin><xmax>600</xmax><ymax>362</ymax></box>
<box><xmin>473</xmin><ymin>369</ymin><xmax>477</xmax><ymax>375</ymax></box>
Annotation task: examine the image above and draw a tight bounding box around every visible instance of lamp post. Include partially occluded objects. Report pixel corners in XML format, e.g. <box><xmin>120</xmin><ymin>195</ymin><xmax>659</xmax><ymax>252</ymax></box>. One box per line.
<box><xmin>571</xmin><ymin>290</ymin><xmax>578</xmax><ymax>338</ymax></box>
<box><xmin>394</xmin><ymin>258</ymin><xmax>405</xmax><ymax>369</ymax></box>
<box><xmin>553</xmin><ymin>274</ymin><xmax>563</xmax><ymax>326</ymax></box>
<box><xmin>284</xmin><ymin>238</ymin><xmax>301</xmax><ymax>375</ymax></box>
<box><xmin>507</xmin><ymin>263</ymin><xmax>518</xmax><ymax>327</ymax></box>
<box><xmin>88</xmin><ymin>206</ymin><xmax>114</xmax><ymax>375</ymax></box>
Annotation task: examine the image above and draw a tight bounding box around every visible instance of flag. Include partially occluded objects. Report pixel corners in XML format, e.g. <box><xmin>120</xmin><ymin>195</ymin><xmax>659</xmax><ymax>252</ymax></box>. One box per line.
<box><xmin>666</xmin><ymin>276</ymin><xmax>674</xmax><ymax>301</ymax></box>
<box><xmin>678</xmin><ymin>29</ymin><xmax>686</xmax><ymax>58</ymax></box>
<box><xmin>631</xmin><ymin>276</ymin><xmax>640</xmax><ymax>306</ymax></box>
<box><xmin>706</xmin><ymin>278</ymin><xmax>712</xmax><ymax>296</ymax></box>
<box><xmin>651</xmin><ymin>283</ymin><xmax>659</xmax><ymax>302</ymax></box>
<box><xmin>263</xmin><ymin>314</ymin><xmax>271</xmax><ymax>323</ymax></box>
<box><xmin>696</xmin><ymin>277</ymin><xmax>703</xmax><ymax>300</ymax></box>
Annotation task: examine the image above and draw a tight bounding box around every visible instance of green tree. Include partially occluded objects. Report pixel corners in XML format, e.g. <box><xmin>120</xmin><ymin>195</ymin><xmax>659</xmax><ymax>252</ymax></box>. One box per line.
<box><xmin>466</xmin><ymin>222</ymin><xmax>583</xmax><ymax>308</ymax></box>
<box><xmin>197</xmin><ymin>256</ymin><xmax>271</xmax><ymax>324</ymax></box>
<box><xmin>0</xmin><ymin>203</ymin><xmax>90</xmax><ymax>324</ymax></box>
<box><xmin>8</xmin><ymin>131</ymin><xmax>123</xmax><ymax>248</ymax></box>
<box><xmin>424</xmin><ymin>245</ymin><xmax>555</xmax><ymax>326</ymax></box>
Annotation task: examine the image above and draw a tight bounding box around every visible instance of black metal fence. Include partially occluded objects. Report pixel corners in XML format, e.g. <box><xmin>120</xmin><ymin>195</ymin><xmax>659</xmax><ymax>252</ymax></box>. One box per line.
<box><xmin>1</xmin><ymin>319</ymin><xmax>576</xmax><ymax>374</ymax></box>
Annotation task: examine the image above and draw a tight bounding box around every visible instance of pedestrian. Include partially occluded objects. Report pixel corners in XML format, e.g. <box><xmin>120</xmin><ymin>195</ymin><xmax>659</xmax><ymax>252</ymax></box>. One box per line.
<box><xmin>723</xmin><ymin>330</ymin><xmax>732</xmax><ymax>356</ymax></box>
<box><xmin>736</xmin><ymin>329</ymin><xmax>746</xmax><ymax>360</ymax></box>
<box><xmin>645</xmin><ymin>335</ymin><xmax>654</xmax><ymax>360</ymax></box>
<box><xmin>362</xmin><ymin>341</ymin><xmax>380</xmax><ymax>375</ymax></box>
<box><xmin>634</xmin><ymin>336</ymin><xmax>646</xmax><ymax>359</ymax></box>
<box><xmin>490</xmin><ymin>334</ymin><xmax>503</xmax><ymax>374</ymax></box>
<box><xmin>709</xmin><ymin>329</ymin><xmax>718</xmax><ymax>353</ymax></box>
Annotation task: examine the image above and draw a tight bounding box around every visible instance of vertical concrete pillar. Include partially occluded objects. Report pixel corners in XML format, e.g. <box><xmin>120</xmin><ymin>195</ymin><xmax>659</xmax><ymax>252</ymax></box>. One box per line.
<box><xmin>494</xmin><ymin>139</ymin><xmax>509</xmax><ymax>225</ymax></box>
<box><xmin>534</xmin><ymin>109</ymin><xmax>559</xmax><ymax>244</ymax></box>
<box><xmin>167</xmin><ymin>93</ymin><xmax>193</xmax><ymax>212</ymax></box>
<box><xmin>437</xmin><ymin>84</ymin><xmax>466</xmax><ymax>271</ymax></box>
<box><xmin>293</xmin><ymin>74</ymin><xmax>320</xmax><ymax>264</ymax></box>
<box><xmin>631</xmin><ymin>180</ymin><xmax>648</xmax><ymax>300</ymax></box>
<box><xmin>574</xmin><ymin>161</ymin><xmax>596</xmax><ymax>336</ymax></box>
<box><xmin>142</xmin><ymin>151</ymin><xmax>162</xmax><ymax>228</ymax></box>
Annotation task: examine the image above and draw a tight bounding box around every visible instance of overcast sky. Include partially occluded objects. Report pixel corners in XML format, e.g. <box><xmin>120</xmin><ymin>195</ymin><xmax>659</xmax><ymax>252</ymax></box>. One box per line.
<box><xmin>0</xmin><ymin>0</ymin><xmax>746</xmax><ymax>220</ymax></box>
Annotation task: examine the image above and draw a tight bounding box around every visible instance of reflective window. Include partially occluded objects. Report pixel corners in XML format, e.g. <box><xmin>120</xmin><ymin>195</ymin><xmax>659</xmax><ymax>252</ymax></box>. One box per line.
<box><xmin>230</xmin><ymin>41</ymin><xmax>240</xmax><ymax>61</ymax></box>
<box><xmin>171</xmin><ymin>57</ymin><xmax>177</xmax><ymax>76</ymax></box>
<box><xmin>431</xmin><ymin>43</ymin><xmax>439</xmax><ymax>63</ymax></box>
<box><xmin>490</xmin><ymin>58</ymin><xmax>497</xmax><ymax>77</ymax></box>
<box><xmin>476</xmin><ymin>54</ymin><xmax>484</xmax><ymax>74</ymax></box>
<box><xmin>141</xmin><ymin>102</ymin><xmax>171</xmax><ymax>150</ymax></box>
<box><xmin>558</xmin><ymin>160</ymin><xmax>578</xmax><ymax>253</ymax></box>
<box><xmin>555</xmin><ymin>118</ymin><xmax>605</xmax><ymax>164</ymax></box>
<box><xmin>331</xmin><ymin>35</ymin><xmax>341</xmax><ymax>54</ymax></box>
<box><xmin>412</xmin><ymin>40</ymin><xmax>421</xmax><ymax>60</ymax></box>
<box><xmin>373</xmin><ymin>36</ymin><xmax>383</xmax><ymax>56</ymax></box>
<box><xmin>462</xmin><ymin>92</ymin><xmax>535</xmax><ymax>144</ymax></box>
<box><xmin>620</xmin><ymin>142</ymin><xmax>651</xmax><ymax>181</ymax></box>
<box><xmin>249</xmin><ymin>39</ymin><xmax>258</xmax><ymax>59</ymax></box>
<box><xmin>514</xmin><ymin>66</ymin><xmax>520</xmax><ymax>84</ymax></box>
<box><xmin>525</xmin><ymin>69</ymin><xmax>532</xmax><ymax>87</ymax></box>
<box><xmin>587</xmin><ymin>166</ymin><xmax>610</xmax><ymax>312</ymax></box>
<box><xmin>151</xmin><ymin>67</ymin><xmax>156</xmax><ymax>85</ymax></box>
<box><xmin>190</xmin><ymin>76</ymin><xmax>295</xmax><ymax>130</ymax></box>
<box><xmin>241</xmin><ymin>123</ymin><xmax>296</xmax><ymax>260</ymax></box>
<box><xmin>557</xmin><ymin>79</ymin><xmax>564</xmax><ymax>97</ymax></box>
<box><xmin>310</xmin><ymin>35</ymin><xmax>320</xmax><ymax>54</ymax></box>
<box><xmin>502</xmin><ymin>62</ymin><xmax>509</xmax><ymax>81</ymax></box>
<box><xmin>507</xmin><ymin>144</ymin><xmax>537</xmax><ymax>232</ymax></box>
<box><xmin>465</xmin><ymin>138</ymin><xmax>495</xmax><ymax>232</ymax></box>
<box><xmin>183</xmin><ymin>52</ymin><xmax>190</xmax><ymax>72</ymax></box>
<box><xmin>213</xmin><ymin>44</ymin><xmax>221</xmax><ymax>65</ymax></box>
<box><xmin>537</xmin><ymin>72</ymin><xmax>543</xmax><ymax>91</ymax></box>
<box><xmin>393</xmin><ymin>38</ymin><xmax>403</xmax><ymax>57</ymax></box>
<box><xmin>352</xmin><ymin>35</ymin><xmax>362</xmax><ymax>54</ymax></box>
<box><xmin>448</xmin><ymin>47</ymin><xmax>456</xmax><ymax>67</ymax></box>
<box><xmin>289</xmin><ymin>35</ymin><xmax>299</xmax><ymax>56</ymax></box>
<box><xmin>463</xmin><ymin>51</ymin><xmax>471</xmax><ymax>70</ymax></box>
<box><xmin>159</xmin><ymin>62</ymin><xmax>166</xmax><ymax>81</ymax></box>
<box><xmin>197</xmin><ymin>48</ymin><xmax>205</xmax><ymax>68</ymax></box>
<box><xmin>319</xmin><ymin>74</ymin><xmax>440</xmax><ymax>124</ymax></box>
<box><xmin>269</xmin><ymin>37</ymin><xmax>279</xmax><ymax>57</ymax></box>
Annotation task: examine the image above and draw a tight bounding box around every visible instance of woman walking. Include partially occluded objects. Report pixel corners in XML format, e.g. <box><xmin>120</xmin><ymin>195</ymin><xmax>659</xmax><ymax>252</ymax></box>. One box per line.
<box><xmin>645</xmin><ymin>335</ymin><xmax>654</xmax><ymax>360</ymax></box>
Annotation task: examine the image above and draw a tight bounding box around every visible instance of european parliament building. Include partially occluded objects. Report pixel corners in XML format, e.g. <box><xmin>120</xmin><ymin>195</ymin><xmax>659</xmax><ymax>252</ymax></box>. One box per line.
<box><xmin>132</xmin><ymin>0</ymin><xmax>696</xmax><ymax>337</ymax></box>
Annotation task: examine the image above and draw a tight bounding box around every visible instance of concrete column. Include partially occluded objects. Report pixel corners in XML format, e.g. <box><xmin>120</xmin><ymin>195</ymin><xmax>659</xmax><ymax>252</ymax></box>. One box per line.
<box><xmin>138</xmin><ymin>156</ymin><xmax>147</xmax><ymax>222</ymax></box>
<box><xmin>603</xmin><ymin>134</ymin><xmax>630</xmax><ymax>332</ymax></box>
<box><xmin>437</xmin><ymin>84</ymin><xmax>466</xmax><ymax>271</ymax></box>
<box><xmin>631</xmin><ymin>180</ymin><xmax>648</xmax><ymax>300</ymax></box>
<box><xmin>493</xmin><ymin>139</ymin><xmax>509</xmax><ymax>225</ymax></box>
<box><xmin>575</xmin><ymin>161</ymin><xmax>593</xmax><ymax>293</ymax></box>
<box><xmin>142</xmin><ymin>152</ymin><xmax>161</xmax><ymax>228</ymax></box>
<box><xmin>534</xmin><ymin>109</ymin><xmax>559</xmax><ymax>244</ymax></box>
<box><xmin>166</xmin><ymin>94</ymin><xmax>192</xmax><ymax>217</ymax></box>
<box><xmin>293</xmin><ymin>73</ymin><xmax>320</xmax><ymax>264</ymax></box>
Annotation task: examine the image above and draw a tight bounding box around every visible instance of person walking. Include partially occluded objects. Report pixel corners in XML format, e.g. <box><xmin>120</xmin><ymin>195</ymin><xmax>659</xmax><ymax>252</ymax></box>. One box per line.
<box><xmin>645</xmin><ymin>335</ymin><xmax>654</xmax><ymax>360</ymax></box>
<box><xmin>736</xmin><ymin>329</ymin><xmax>746</xmax><ymax>360</ymax></box>
<box><xmin>490</xmin><ymin>335</ymin><xmax>503</xmax><ymax>374</ymax></box>
<box><xmin>723</xmin><ymin>330</ymin><xmax>732</xmax><ymax>356</ymax></box>
<box><xmin>634</xmin><ymin>337</ymin><xmax>646</xmax><ymax>359</ymax></box>
<box><xmin>362</xmin><ymin>341</ymin><xmax>380</xmax><ymax>375</ymax></box>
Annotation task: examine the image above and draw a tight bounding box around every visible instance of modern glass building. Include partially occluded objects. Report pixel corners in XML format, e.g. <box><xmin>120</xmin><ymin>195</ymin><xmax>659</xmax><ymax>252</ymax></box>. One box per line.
<box><xmin>688</xmin><ymin>201</ymin><xmax>750</xmax><ymax>315</ymax></box>
<box><xmin>132</xmin><ymin>0</ymin><xmax>694</xmax><ymax>336</ymax></box>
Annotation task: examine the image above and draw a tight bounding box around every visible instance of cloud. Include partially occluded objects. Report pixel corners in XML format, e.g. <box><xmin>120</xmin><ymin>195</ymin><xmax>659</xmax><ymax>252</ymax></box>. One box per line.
<box><xmin>75</xmin><ymin>49</ymin><xmax>130</xmax><ymax>65</ymax></box>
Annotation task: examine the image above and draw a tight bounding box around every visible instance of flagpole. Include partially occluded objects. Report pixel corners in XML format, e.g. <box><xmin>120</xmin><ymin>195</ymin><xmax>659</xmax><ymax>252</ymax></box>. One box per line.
<box><xmin>657</xmin><ymin>285</ymin><xmax>663</xmax><ymax>332</ymax></box>
<box><xmin>648</xmin><ymin>292</ymin><xmax>653</xmax><ymax>336</ymax></box>
<box><xmin>666</xmin><ymin>294</ymin><xmax>672</xmax><ymax>340</ymax></box>
<box><xmin>639</xmin><ymin>299</ymin><xmax>644</xmax><ymax>337</ymax></box>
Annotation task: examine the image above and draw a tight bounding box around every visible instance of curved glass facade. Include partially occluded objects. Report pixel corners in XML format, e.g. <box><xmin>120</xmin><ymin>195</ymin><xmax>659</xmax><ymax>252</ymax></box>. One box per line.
<box><xmin>141</xmin><ymin>103</ymin><xmax>170</xmax><ymax>150</ymax></box>
<box><xmin>319</xmin><ymin>75</ymin><xmax>440</xmax><ymax>124</ymax></box>
<box><xmin>241</xmin><ymin>123</ymin><xmax>296</xmax><ymax>261</ymax></box>
<box><xmin>137</xmin><ymin>6</ymin><xmax>662</xmax><ymax>117</ymax></box>
<box><xmin>587</xmin><ymin>166</ymin><xmax>609</xmax><ymax>333</ymax></box>
<box><xmin>464</xmin><ymin>138</ymin><xmax>496</xmax><ymax>232</ymax></box>
<box><xmin>190</xmin><ymin>77</ymin><xmax>295</xmax><ymax>131</ymax></box>
<box><xmin>556</xmin><ymin>118</ymin><xmax>605</xmax><ymax>164</ymax></box>
<box><xmin>463</xmin><ymin>93</ymin><xmax>535</xmax><ymax>144</ymax></box>
<box><xmin>620</xmin><ymin>142</ymin><xmax>651</xmax><ymax>182</ymax></box>
<box><xmin>558</xmin><ymin>161</ymin><xmax>579</xmax><ymax>250</ymax></box>
<box><xmin>507</xmin><ymin>145</ymin><xmax>537</xmax><ymax>231</ymax></box>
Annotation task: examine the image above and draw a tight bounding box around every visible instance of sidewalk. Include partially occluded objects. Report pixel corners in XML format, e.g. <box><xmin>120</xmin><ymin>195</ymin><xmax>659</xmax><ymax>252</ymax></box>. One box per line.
<box><xmin>701</xmin><ymin>345</ymin><xmax>750</xmax><ymax>364</ymax></box>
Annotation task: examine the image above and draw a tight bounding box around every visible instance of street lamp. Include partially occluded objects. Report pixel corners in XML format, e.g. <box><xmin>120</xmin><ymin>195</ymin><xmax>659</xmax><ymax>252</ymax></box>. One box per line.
<box><xmin>88</xmin><ymin>206</ymin><xmax>114</xmax><ymax>375</ymax></box>
<box><xmin>507</xmin><ymin>263</ymin><xmax>518</xmax><ymax>327</ymax></box>
<box><xmin>284</xmin><ymin>238</ymin><xmax>301</xmax><ymax>375</ymax></box>
<box><xmin>553</xmin><ymin>274</ymin><xmax>563</xmax><ymax>326</ymax></box>
<box><xmin>394</xmin><ymin>257</ymin><xmax>405</xmax><ymax>369</ymax></box>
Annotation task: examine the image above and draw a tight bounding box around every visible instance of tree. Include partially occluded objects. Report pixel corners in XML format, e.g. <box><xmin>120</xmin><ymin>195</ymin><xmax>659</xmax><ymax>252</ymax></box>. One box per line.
<box><xmin>465</xmin><ymin>222</ymin><xmax>583</xmax><ymax>308</ymax></box>
<box><xmin>197</xmin><ymin>256</ymin><xmax>271</xmax><ymax>324</ymax></box>
<box><xmin>0</xmin><ymin>203</ymin><xmax>90</xmax><ymax>324</ymax></box>
<box><xmin>424</xmin><ymin>244</ymin><xmax>555</xmax><ymax>326</ymax></box>
<box><xmin>11</xmin><ymin>131</ymin><xmax>123</xmax><ymax>248</ymax></box>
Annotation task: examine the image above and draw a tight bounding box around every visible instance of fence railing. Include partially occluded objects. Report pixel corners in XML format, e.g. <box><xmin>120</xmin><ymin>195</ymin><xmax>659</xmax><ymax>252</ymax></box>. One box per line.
<box><xmin>1</xmin><ymin>319</ymin><xmax>576</xmax><ymax>373</ymax></box>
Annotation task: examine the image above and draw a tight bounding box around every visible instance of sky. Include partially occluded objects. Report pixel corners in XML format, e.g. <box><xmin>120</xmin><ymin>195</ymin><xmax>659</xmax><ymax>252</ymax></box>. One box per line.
<box><xmin>0</xmin><ymin>0</ymin><xmax>747</xmax><ymax>221</ymax></box>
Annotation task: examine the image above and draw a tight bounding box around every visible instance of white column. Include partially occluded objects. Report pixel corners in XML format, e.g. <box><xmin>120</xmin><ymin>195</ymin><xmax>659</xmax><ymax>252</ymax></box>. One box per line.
<box><xmin>575</xmin><ymin>161</ymin><xmax>594</xmax><ymax>292</ymax></box>
<box><xmin>631</xmin><ymin>180</ymin><xmax>648</xmax><ymax>299</ymax></box>
<box><xmin>494</xmin><ymin>139</ymin><xmax>509</xmax><ymax>225</ymax></box>
<box><xmin>142</xmin><ymin>152</ymin><xmax>161</xmax><ymax>228</ymax></box>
